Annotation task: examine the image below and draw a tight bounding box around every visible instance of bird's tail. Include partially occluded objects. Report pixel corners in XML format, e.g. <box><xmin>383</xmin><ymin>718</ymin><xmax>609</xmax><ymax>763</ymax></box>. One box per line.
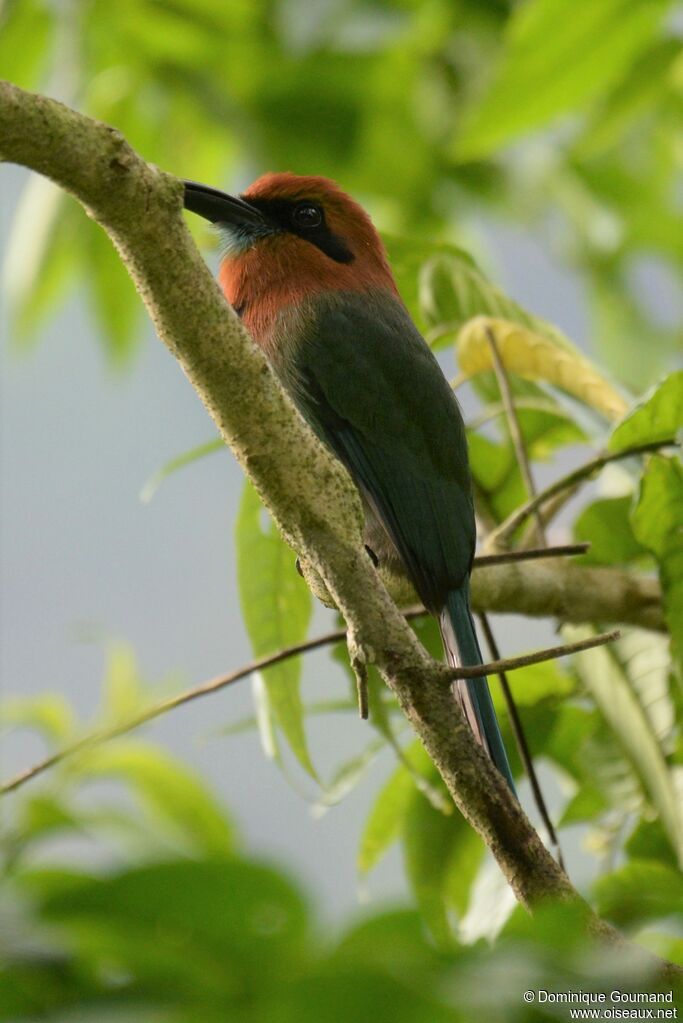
<box><xmin>439</xmin><ymin>587</ymin><xmax>515</xmax><ymax>793</ymax></box>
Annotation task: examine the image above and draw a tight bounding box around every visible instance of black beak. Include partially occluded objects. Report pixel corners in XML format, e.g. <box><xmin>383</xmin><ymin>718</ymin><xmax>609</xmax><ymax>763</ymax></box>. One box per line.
<box><xmin>183</xmin><ymin>180</ymin><xmax>265</xmax><ymax>227</ymax></box>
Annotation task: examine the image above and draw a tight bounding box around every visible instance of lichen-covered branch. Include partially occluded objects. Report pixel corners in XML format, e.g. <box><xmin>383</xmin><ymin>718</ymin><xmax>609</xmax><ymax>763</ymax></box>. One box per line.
<box><xmin>376</xmin><ymin>556</ymin><xmax>663</xmax><ymax>634</ymax></box>
<box><xmin>470</xmin><ymin>559</ymin><xmax>664</xmax><ymax>632</ymax></box>
<box><xmin>1</xmin><ymin>80</ymin><xmax>677</xmax><ymax>976</ymax></box>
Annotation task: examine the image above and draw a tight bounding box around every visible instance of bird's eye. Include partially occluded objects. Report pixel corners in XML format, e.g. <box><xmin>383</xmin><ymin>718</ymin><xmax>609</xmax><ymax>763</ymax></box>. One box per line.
<box><xmin>292</xmin><ymin>202</ymin><xmax>323</xmax><ymax>229</ymax></box>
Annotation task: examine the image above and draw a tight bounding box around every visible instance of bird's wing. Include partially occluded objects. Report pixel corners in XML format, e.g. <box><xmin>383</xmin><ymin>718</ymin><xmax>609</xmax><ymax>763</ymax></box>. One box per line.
<box><xmin>287</xmin><ymin>290</ymin><xmax>475</xmax><ymax>609</ymax></box>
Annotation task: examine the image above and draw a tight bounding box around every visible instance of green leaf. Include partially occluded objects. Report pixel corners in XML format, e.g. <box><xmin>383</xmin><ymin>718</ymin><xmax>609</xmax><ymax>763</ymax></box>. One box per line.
<box><xmin>400</xmin><ymin>756</ymin><xmax>482</xmax><ymax>948</ymax></box>
<box><xmin>567</xmin><ymin>625</ymin><xmax>683</xmax><ymax>865</ymax></box>
<box><xmin>0</xmin><ymin>694</ymin><xmax>75</xmax><ymax>743</ymax></box>
<box><xmin>4</xmin><ymin>182</ymin><xmax>77</xmax><ymax>344</ymax></box>
<box><xmin>594</xmin><ymin>860</ymin><xmax>683</xmax><ymax>929</ymax></box>
<box><xmin>0</xmin><ymin>958</ymin><xmax>104</xmax><ymax>1020</ymax></box>
<box><xmin>631</xmin><ymin>455</ymin><xmax>683</xmax><ymax>673</ymax></box>
<box><xmin>140</xmin><ymin>438</ymin><xmax>224</xmax><ymax>503</ymax></box>
<box><xmin>101</xmin><ymin>643</ymin><xmax>144</xmax><ymax>721</ymax></box>
<box><xmin>443</xmin><ymin>826</ymin><xmax>487</xmax><ymax>918</ymax></box>
<box><xmin>77</xmin><ymin>741</ymin><xmax>235</xmax><ymax>857</ymax></box>
<box><xmin>560</xmin><ymin>784</ymin><xmax>608</xmax><ymax>826</ymax></box>
<box><xmin>38</xmin><ymin>858</ymin><xmax>309</xmax><ymax>997</ymax></box>
<box><xmin>609</xmin><ymin>371</ymin><xmax>683</xmax><ymax>452</ymax></box>
<box><xmin>382</xmin><ymin>236</ymin><xmax>475</xmax><ymax>336</ymax></box>
<box><xmin>332</xmin><ymin>908</ymin><xmax>449</xmax><ymax>976</ymax></box>
<box><xmin>626</xmin><ymin>819</ymin><xmax>679</xmax><ymax>869</ymax></box>
<box><xmin>16</xmin><ymin>794</ymin><xmax>81</xmax><ymax>847</ymax></box>
<box><xmin>314</xmin><ymin>736</ymin><xmax>386</xmax><ymax>812</ymax></box>
<box><xmin>235</xmin><ymin>480</ymin><xmax>315</xmax><ymax>778</ymax></box>
<box><xmin>574</xmin><ymin>496</ymin><xmax>648</xmax><ymax>566</ymax></box>
<box><xmin>0</xmin><ymin>0</ymin><xmax>54</xmax><ymax>91</ymax></box>
<box><xmin>534</xmin><ymin>703</ymin><xmax>597</xmax><ymax>775</ymax></box>
<box><xmin>490</xmin><ymin>659</ymin><xmax>575</xmax><ymax>715</ymax></box>
<box><xmin>82</xmin><ymin>219</ymin><xmax>142</xmax><ymax>364</ymax></box>
<box><xmin>455</xmin><ymin>0</ymin><xmax>672</xmax><ymax>160</ymax></box>
<box><xmin>618</xmin><ymin>630</ymin><xmax>675</xmax><ymax>747</ymax></box>
<box><xmin>358</xmin><ymin>742</ymin><xmax>436</xmax><ymax>875</ymax></box>
<box><xmin>575</xmin><ymin>38</ymin><xmax>682</xmax><ymax>158</ymax></box>
<box><xmin>263</xmin><ymin>965</ymin><xmax>461</xmax><ymax>1023</ymax></box>
<box><xmin>411</xmin><ymin>246</ymin><xmax>569</xmax><ymax>352</ymax></box>
<box><xmin>469</xmin><ymin>404</ymin><xmax>585</xmax><ymax>525</ymax></box>
<box><xmin>213</xmin><ymin>698</ymin><xmax>357</xmax><ymax>741</ymax></box>
<box><xmin>403</xmin><ymin>788</ymin><xmax>457</xmax><ymax>950</ymax></box>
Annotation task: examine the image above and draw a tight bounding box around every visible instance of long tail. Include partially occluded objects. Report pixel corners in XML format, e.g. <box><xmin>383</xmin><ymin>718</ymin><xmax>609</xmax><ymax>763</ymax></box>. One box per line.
<box><xmin>439</xmin><ymin>587</ymin><xmax>515</xmax><ymax>793</ymax></box>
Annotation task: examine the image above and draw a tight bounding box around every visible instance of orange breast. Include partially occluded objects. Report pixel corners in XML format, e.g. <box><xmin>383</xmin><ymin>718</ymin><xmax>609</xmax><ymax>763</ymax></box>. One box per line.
<box><xmin>219</xmin><ymin>231</ymin><xmax>398</xmax><ymax>354</ymax></box>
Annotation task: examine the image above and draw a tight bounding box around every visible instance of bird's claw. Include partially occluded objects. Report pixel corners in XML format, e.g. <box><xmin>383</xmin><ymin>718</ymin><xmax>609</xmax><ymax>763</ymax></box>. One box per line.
<box><xmin>364</xmin><ymin>545</ymin><xmax>379</xmax><ymax>568</ymax></box>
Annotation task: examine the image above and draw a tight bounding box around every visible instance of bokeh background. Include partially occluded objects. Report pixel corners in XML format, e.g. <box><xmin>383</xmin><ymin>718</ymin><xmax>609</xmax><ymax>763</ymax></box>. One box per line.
<box><xmin>1</xmin><ymin>1</ymin><xmax>682</xmax><ymax>1018</ymax></box>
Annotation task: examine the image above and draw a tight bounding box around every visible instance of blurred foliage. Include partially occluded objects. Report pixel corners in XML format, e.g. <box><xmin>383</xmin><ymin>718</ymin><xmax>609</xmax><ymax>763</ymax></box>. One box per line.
<box><xmin>2</xmin><ymin>0</ymin><xmax>683</xmax><ymax>1007</ymax></box>
<box><xmin>1</xmin><ymin>685</ymin><xmax>681</xmax><ymax>1020</ymax></box>
<box><xmin>1</xmin><ymin>0</ymin><xmax>681</xmax><ymax>379</ymax></box>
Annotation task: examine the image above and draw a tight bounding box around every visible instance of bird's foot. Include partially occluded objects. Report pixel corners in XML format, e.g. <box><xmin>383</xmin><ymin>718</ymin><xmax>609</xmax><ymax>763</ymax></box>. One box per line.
<box><xmin>364</xmin><ymin>545</ymin><xmax>379</xmax><ymax>568</ymax></box>
<box><xmin>347</xmin><ymin>627</ymin><xmax>371</xmax><ymax>720</ymax></box>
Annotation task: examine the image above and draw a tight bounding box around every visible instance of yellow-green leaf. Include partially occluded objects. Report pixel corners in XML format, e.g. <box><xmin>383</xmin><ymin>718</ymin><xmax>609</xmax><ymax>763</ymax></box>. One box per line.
<box><xmin>567</xmin><ymin>624</ymin><xmax>683</xmax><ymax>866</ymax></box>
<box><xmin>0</xmin><ymin>694</ymin><xmax>75</xmax><ymax>744</ymax></box>
<box><xmin>102</xmin><ymin>644</ymin><xmax>144</xmax><ymax>722</ymax></box>
<box><xmin>457</xmin><ymin>317</ymin><xmax>628</xmax><ymax>421</ymax></box>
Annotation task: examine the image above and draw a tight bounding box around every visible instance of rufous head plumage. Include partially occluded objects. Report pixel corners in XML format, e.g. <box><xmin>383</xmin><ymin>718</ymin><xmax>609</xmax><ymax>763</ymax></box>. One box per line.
<box><xmin>184</xmin><ymin>172</ymin><xmax>399</xmax><ymax>344</ymax></box>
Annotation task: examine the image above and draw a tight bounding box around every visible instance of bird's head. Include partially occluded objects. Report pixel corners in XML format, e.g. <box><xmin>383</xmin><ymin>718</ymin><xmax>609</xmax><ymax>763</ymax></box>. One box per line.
<box><xmin>184</xmin><ymin>172</ymin><xmax>398</xmax><ymax>344</ymax></box>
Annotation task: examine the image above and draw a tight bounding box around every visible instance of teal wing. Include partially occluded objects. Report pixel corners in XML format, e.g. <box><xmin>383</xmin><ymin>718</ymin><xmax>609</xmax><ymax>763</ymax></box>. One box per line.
<box><xmin>288</xmin><ymin>291</ymin><xmax>475</xmax><ymax>610</ymax></box>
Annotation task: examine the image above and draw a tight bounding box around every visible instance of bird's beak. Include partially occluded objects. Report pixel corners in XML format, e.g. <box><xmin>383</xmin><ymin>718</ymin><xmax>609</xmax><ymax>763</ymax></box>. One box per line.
<box><xmin>183</xmin><ymin>180</ymin><xmax>265</xmax><ymax>227</ymax></box>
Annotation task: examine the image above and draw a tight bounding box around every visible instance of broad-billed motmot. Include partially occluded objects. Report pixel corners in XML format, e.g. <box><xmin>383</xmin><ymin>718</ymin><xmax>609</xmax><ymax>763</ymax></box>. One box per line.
<box><xmin>184</xmin><ymin>173</ymin><xmax>514</xmax><ymax>791</ymax></box>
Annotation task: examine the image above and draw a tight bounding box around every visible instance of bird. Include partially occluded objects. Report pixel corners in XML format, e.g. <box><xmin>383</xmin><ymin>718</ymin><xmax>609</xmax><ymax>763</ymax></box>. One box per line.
<box><xmin>184</xmin><ymin>172</ymin><xmax>514</xmax><ymax>791</ymax></box>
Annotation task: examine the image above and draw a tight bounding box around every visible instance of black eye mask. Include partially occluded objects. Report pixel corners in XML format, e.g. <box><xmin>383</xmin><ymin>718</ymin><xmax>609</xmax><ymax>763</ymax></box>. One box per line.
<box><xmin>244</xmin><ymin>197</ymin><xmax>354</xmax><ymax>264</ymax></box>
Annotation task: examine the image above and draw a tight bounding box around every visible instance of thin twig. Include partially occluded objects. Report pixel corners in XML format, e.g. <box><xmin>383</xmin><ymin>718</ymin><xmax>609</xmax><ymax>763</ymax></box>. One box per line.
<box><xmin>0</xmin><ymin>629</ymin><xmax>345</xmax><ymax>796</ymax></box>
<box><xmin>2</xmin><ymin>544</ymin><xmax>590</xmax><ymax>797</ymax></box>
<box><xmin>486</xmin><ymin>325</ymin><xmax>546</xmax><ymax>545</ymax></box>
<box><xmin>486</xmin><ymin>438</ymin><xmax>679</xmax><ymax>550</ymax></box>
<box><xmin>444</xmin><ymin>629</ymin><xmax>618</xmax><ymax>681</ymax></box>
<box><xmin>518</xmin><ymin>485</ymin><xmax>582</xmax><ymax>546</ymax></box>
<box><xmin>475</xmin><ymin>542</ymin><xmax>589</xmax><ymax>567</ymax></box>
<box><xmin>1</xmin><ymin>620</ymin><xmax>618</xmax><ymax>798</ymax></box>
<box><xmin>478</xmin><ymin>612</ymin><xmax>565</xmax><ymax>871</ymax></box>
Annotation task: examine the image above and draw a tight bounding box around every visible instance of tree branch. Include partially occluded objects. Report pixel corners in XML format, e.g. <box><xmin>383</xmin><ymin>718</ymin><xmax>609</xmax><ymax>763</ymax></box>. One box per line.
<box><xmin>470</xmin><ymin>558</ymin><xmax>664</xmax><ymax>632</ymax></box>
<box><xmin>487</xmin><ymin>438</ymin><xmax>680</xmax><ymax>550</ymax></box>
<box><xmin>1</xmin><ymin>80</ymin><xmax>678</xmax><ymax>975</ymax></box>
<box><xmin>378</xmin><ymin>550</ymin><xmax>663</xmax><ymax>633</ymax></box>
<box><xmin>0</xmin><ymin>626</ymin><xmax>618</xmax><ymax>797</ymax></box>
